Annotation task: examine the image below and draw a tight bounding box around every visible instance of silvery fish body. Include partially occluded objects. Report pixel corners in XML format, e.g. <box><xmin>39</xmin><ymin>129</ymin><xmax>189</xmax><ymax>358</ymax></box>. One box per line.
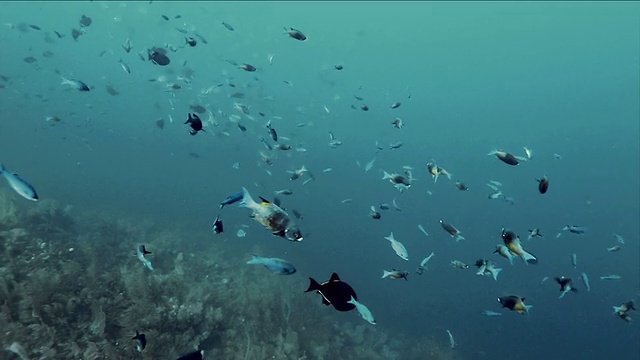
<box><xmin>246</xmin><ymin>255</ymin><xmax>296</xmax><ymax>275</ymax></box>
<box><xmin>384</xmin><ymin>232</ymin><xmax>408</xmax><ymax>261</ymax></box>
<box><xmin>0</xmin><ymin>164</ymin><xmax>38</xmax><ymax>201</ymax></box>
<box><xmin>348</xmin><ymin>296</ymin><xmax>376</xmax><ymax>325</ymax></box>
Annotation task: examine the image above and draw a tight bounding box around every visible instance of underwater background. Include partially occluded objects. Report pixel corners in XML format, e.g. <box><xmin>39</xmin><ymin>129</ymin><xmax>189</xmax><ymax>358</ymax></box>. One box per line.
<box><xmin>0</xmin><ymin>1</ymin><xmax>639</xmax><ymax>359</ymax></box>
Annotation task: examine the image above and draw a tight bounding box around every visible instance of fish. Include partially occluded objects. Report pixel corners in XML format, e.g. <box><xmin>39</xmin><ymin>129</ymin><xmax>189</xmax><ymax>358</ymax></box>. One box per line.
<box><xmin>488</xmin><ymin>190</ymin><xmax>503</xmax><ymax>199</ymax></box>
<box><xmin>347</xmin><ymin>296</ymin><xmax>376</xmax><ymax>324</ymax></box>
<box><xmin>274</xmin><ymin>189</ymin><xmax>293</xmax><ymax>195</ymax></box>
<box><xmin>537</xmin><ymin>176</ymin><xmax>549</xmax><ymax>194</ymax></box>
<box><xmin>247</xmin><ymin>255</ymin><xmax>296</xmax><ymax>275</ymax></box>
<box><xmin>552</xmin><ymin>153</ymin><xmax>563</xmax><ymax>160</ymax></box>
<box><xmin>328</xmin><ymin>131</ymin><xmax>342</xmax><ymax>148</ymax></box>
<box><xmin>382</xmin><ymin>171</ymin><xmax>411</xmax><ymax>192</ymax></box>
<box><xmin>275</xmin><ymin>143</ymin><xmax>291</xmax><ymax>151</ymax></box>
<box><xmin>498</xmin><ymin>295</ymin><xmax>532</xmax><ymax>314</ymax></box>
<box><xmin>481</xmin><ymin>310</ymin><xmax>502</xmax><ymax>317</ymax></box>
<box><xmin>501</xmin><ymin>228</ymin><xmax>538</xmax><ymax>264</ymax></box>
<box><xmin>389</xmin><ymin>141</ymin><xmax>403</xmax><ymax>150</ymax></box>
<box><xmin>612</xmin><ymin>233</ymin><xmax>626</xmax><ymax>245</ymax></box>
<box><xmin>119</xmin><ymin>59</ymin><xmax>131</xmax><ymax>74</ymax></box>
<box><xmin>238</xmin><ymin>187</ymin><xmax>302</xmax><ymax>241</ymax></box>
<box><xmin>334</xmin><ymin>64</ymin><xmax>343</xmax><ymax>70</ymax></box>
<box><xmin>527</xmin><ymin>228</ymin><xmax>543</xmax><ymax>241</ymax></box>
<box><xmin>562</xmin><ymin>225</ymin><xmax>587</xmax><ymax>234</ymax></box>
<box><xmin>136</xmin><ymin>245</ymin><xmax>153</xmax><ymax>271</ymax></box>
<box><xmin>417</xmin><ymin>225</ymin><xmax>429</xmax><ymax>237</ymax></box>
<box><xmin>488</xmin><ymin>150</ymin><xmax>520</xmax><ymax>166</ymax></box>
<box><xmin>239</xmin><ymin>63</ymin><xmax>256</xmax><ymax>72</ymax></box>
<box><xmin>446</xmin><ymin>330</ymin><xmax>455</xmax><ymax>349</ymax></box>
<box><xmin>79</xmin><ymin>15</ymin><xmax>92</xmax><ymax>27</ymax></box>
<box><xmin>176</xmin><ymin>350</ymin><xmax>204</xmax><ymax>360</ymax></box>
<box><xmin>220</xmin><ymin>191</ymin><xmax>244</xmax><ymax>209</ymax></box>
<box><xmin>23</xmin><ymin>56</ymin><xmax>37</xmax><ymax>63</ymax></box>
<box><xmin>607</xmin><ymin>245</ymin><xmax>622</xmax><ymax>252</ymax></box>
<box><xmin>122</xmin><ymin>38</ymin><xmax>132</xmax><ymax>53</ymax></box>
<box><xmin>305</xmin><ymin>273</ymin><xmax>357</xmax><ymax>312</ymax></box>
<box><xmin>364</xmin><ymin>157</ymin><xmax>376</xmax><ymax>173</ymax></box>
<box><xmin>60</xmin><ymin>76</ymin><xmax>90</xmax><ymax>91</ymax></box>
<box><xmin>426</xmin><ymin>162</ymin><xmax>453</xmax><ymax>182</ymax></box>
<box><xmin>613</xmin><ymin>300</ymin><xmax>635</xmax><ymax>322</ymax></box>
<box><xmin>288</xmin><ymin>165</ymin><xmax>307</xmax><ymax>181</ymax></box>
<box><xmin>392</xmin><ymin>198</ymin><xmax>402</xmax><ymax>212</ymax></box>
<box><xmin>384</xmin><ymin>232</ymin><xmax>409</xmax><ymax>261</ymax></box>
<box><xmin>439</xmin><ymin>220</ymin><xmax>465</xmax><ymax>242</ymax></box>
<box><xmin>370</xmin><ymin>206</ymin><xmax>381</xmax><ymax>220</ymax></box>
<box><xmin>0</xmin><ymin>164</ymin><xmax>39</xmax><ymax>201</ymax></box>
<box><xmin>455</xmin><ymin>181</ymin><xmax>469</xmax><ymax>191</ymax></box>
<box><xmin>523</xmin><ymin>147</ymin><xmax>533</xmax><ymax>160</ymax></box>
<box><xmin>416</xmin><ymin>252</ymin><xmax>435</xmax><ymax>275</ymax></box>
<box><xmin>284</xmin><ymin>27</ymin><xmax>307</xmax><ymax>41</ymax></box>
<box><xmin>555</xmin><ymin>276</ymin><xmax>578</xmax><ymax>299</ymax></box>
<box><xmin>184</xmin><ymin>113</ymin><xmax>204</xmax><ymax>135</ymax></box>
<box><xmin>148</xmin><ymin>47</ymin><xmax>170</xmax><ymax>66</ymax></box>
<box><xmin>260</xmin><ymin>137</ymin><xmax>273</xmax><ymax>151</ymax></box>
<box><xmin>221</xmin><ymin>21</ymin><xmax>234</xmax><ymax>31</ymax></box>
<box><xmin>493</xmin><ymin>244</ymin><xmax>515</xmax><ymax>265</ymax></box>
<box><xmin>600</xmin><ymin>275</ymin><xmax>621</xmax><ymax>281</ymax></box>
<box><xmin>382</xmin><ymin>269</ymin><xmax>409</xmax><ymax>280</ymax></box>
<box><xmin>503</xmin><ymin>196</ymin><xmax>516</xmax><ymax>205</ymax></box>
<box><xmin>450</xmin><ymin>260</ymin><xmax>469</xmax><ymax>269</ymax></box>
<box><xmin>475</xmin><ymin>259</ymin><xmax>502</xmax><ymax>281</ymax></box>
<box><xmin>292</xmin><ymin>209</ymin><xmax>303</xmax><ymax>220</ymax></box>
<box><xmin>580</xmin><ymin>272</ymin><xmax>591</xmax><ymax>291</ymax></box>
<box><xmin>360</xmin><ymin>104</ymin><xmax>369</xmax><ymax>111</ymax></box>
<box><xmin>570</xmin><ymin>253</ymin><xmax>577</xmax><ymax>267</ymax></box>
<box><xmin>391</xmin><ymin>118</ymin><xmax>403</xmax><ymax>129</ymax></box>
<box><xmin>390</xmin><ymin>102</ymin><xmax>401</xmax><ymax>109</ymax></box>
<box><xmin>266</xmin><ymin>121</ymin><xmax>278</xmax><ymax>142</ymax></box>
<box><xmin>236</xmin><ymin>229</ymin><xmax>246</xmax><ymax>238</ymax></box>
<box><xmin>212</xmin><ymin>214</ymin><xmax>223</xmax><ymax>234</ymax></box>
<box><xmin>132</xmin><ymin>331</ymin><xmax>146</xmax><ymax>352</ymax></box>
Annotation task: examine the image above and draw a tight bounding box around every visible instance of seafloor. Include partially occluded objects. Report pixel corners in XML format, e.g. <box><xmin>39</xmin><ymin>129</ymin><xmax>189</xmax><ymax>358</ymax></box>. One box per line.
<box><xmin>0</xmin><ymin>189</ymin><xmax>456</xmax><ymax>360</ymax></box>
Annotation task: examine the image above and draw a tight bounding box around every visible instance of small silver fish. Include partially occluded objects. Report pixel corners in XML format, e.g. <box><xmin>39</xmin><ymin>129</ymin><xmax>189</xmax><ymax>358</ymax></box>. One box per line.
<box><xmin>580</xmin><ymin>272</ymin><xmax>591</xmax><ymax>291</ymax></box>
<box><xmin>0</xmin><ymin>164</ymin><xmax>39</xmax><ymax>201</ymax></box>
<box><xmin>136</xmin><ymin>245</ymin><xmax>153</xmax><ymax>271</ymax></box>
<box><xmin>384</xmin><ymin>232</ymin><xmax>408</xmax><ymax>261</ymax></box>
<box><xmin>600</xmin><ymin>275</ymin><xmax>621</xmax><ymax>281</ymax></box>
<box><xmin>60</xmin><ymin>76</ymin><xmax>90</xmax><ymax>91</ymax></box>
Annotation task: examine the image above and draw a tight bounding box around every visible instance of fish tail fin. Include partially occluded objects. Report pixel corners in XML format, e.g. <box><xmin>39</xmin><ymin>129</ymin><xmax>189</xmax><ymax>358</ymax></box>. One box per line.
<box><xmin>238</xmin><ymin>187</ymin><xmax>258</xmax><ymax>210</ymax></box>
<box><xmin>304</xmin><ymin>277</ymin><xmax>321</xmax><ymax>293</ymax></box>
<box><xmin>456</xmin><ymin>235</ymin><xmax>465</xmax><ymax>242</ymax></box>
<box><xmin>493</xmin><ymin>268</ymin><xmax>502</xmax><ymax>281</ymax></box>
<box><xmin>382</xmin><ymin>171</ymin><xmax>392</xmax><ymax>180</ymax></box>
<box><xmin>347</xmin><ymin>295</ymin><xmax>356</xmax><ymax>304</ymax></box>
<box><xmin>521</xmin><ymin>250</ymin><xmax>538</xmax><ymax>265</ymax></box>
<box><xmin>524</xmin><ymin>304</ymin><xmax>533</xmax><ymax>313</ymax></box>
<box><xmin>246</xmin><ymin>254</ymin><xmax>262</xmax><ymax>265</ymax></box>
<box><xmin>60</xmin><ymin>76</ymin><xmax>71</xmax><ymax>85</ymax></box>
<box><xmin>613</xmin><ymin>306</ymin><xmax>623</xmax><ymax>314</ymax></box>
<box><xmin>487</xmin><ymin>149</ymin><xmax>498</xmax><ymax>156</ymax></box>
<box><xmin>382</xmin><ymin>270</ymin><xmax>392</xmax><ymax>279</ymax></box>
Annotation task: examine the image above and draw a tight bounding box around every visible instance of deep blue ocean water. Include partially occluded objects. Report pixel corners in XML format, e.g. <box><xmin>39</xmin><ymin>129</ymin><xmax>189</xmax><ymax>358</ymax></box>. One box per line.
<box><xmin>1</xmin><ymin>2</ymin><xmax>638</xmax><ymax>359</ymax></box>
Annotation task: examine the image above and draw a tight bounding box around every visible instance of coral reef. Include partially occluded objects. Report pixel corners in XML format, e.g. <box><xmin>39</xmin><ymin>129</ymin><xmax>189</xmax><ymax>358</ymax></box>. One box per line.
<box><xmin>0</xmin><ymin>190</ymin><xmax>458</xmax><ymax>359</ymax></box>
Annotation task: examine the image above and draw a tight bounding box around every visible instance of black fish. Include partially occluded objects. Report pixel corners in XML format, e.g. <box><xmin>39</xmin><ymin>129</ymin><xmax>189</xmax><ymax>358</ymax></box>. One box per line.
<box><xmin>221</xmin><ymin>21</ymin><xmax>234</xmax><ymax>31</ymax></box>
<box><xmin>455</xmin><ymin>181</ymin><xmax>469</xmax><ymax>191</ymax></box>
<box><xmin>266</xmin><ymin>122</ymin><xmax>278</xmax><ymax>142</ymax></box>
<box><xmin>71</xmin><ymin>28</ymin><xmax>83</xmax><ymax>41</ymax></box>
<box><xmin>155</xmin><ymin>119</ymin><xmax>165</xmax><ymax>129</ymax></box>
<box><xmin>161</xmin><ymin>14</ymin><xmax>170</xmax><ymax>21</ymax></box>
<box><xmin>537</xmin><ymin>176</ymin><xmax>549</xmax><ymax>194</ymax></box>
<box><xmin>184</xmin><ymin>113</ymin><xmax>204</xmax><ymax>135</ymax></box>
<box><xmin>28</xmin><ymin>24</ymin><xmax>41</xmax><ymax>30</ymax></box>
<box><xmin>80</xmin><ymin>15</ymin><xmax>92</xmax><ymax>27</ymax></box>
<box><xmin>176</xmin><ymin>350</ymin><xmax>204</xmax><ymax>360</ymax></box>
<box><xmin>334</xmin><ymin>64</ymin><xmax>343</xmax><ymax>70</ymax></box>
<box><xmin>497</xmin><ymin>295</ymin><xmax>529</xmax><ymax>313</ymax></box>
<box><xmin>284</xmin><ymin>27</ymin><xmax>306</xmax><ymax>41</ymax></box>
<box><xmin>555</xmin><ymin>276</ymin><xmax>578</xmax><ymax>293</ymax></box>
<box><xmin>305</xmin><ymin>273</ymin><xmax>357</xmax><ymax>312</ymax></box>
<box><xmin>212</xmin><ymin>214</ymin><xmax>223</xmax><ymax>234</ymax></box>
<box><xmin>237</xmin><ymin>123</ymin><xmax>247</xmax><ymax>132</ymax></box>
<box><xmin>132</xmin><ymin>330</ymin><xmax>146</xmax><ymax>352</ymax></box>
<box><xmin>185</xmin><ymin>37</ymin><xmax>197</xmax><ymax>47</ymax></box>
<box><xmin>390</xmin><ymin>102</ymin><xmax>401</xmax><ymax>109</ymax></box>
<box><xmin>239</xmin><ymin>63</ymin><xmax>256</xmax><ymax>72</ymax></box>
<box><xmin>148</xmin><ymin>47</ymin><xmax>170</xmax><ymax>66</ymax></box>
<box><xmin>54</xmin><ymin>30</ymin><xmax>64</xmax><ymax>38</ymax></box>
<box><xmin>360</xmin><ymin>104</ymin><xmax>369</xmax><ymax>111</ymax></box>
<box><xmin>492</xmin><ymin>151</ymin><xmax>519</xmax><ymax>166</ymax></box>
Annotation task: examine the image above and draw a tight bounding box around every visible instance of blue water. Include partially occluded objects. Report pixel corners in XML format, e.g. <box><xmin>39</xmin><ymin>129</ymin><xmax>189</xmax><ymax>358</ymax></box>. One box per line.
<box><xmin>1</xmin><ymin>2</ymin><xmax>639</xmax><ymax>359</ymax></box>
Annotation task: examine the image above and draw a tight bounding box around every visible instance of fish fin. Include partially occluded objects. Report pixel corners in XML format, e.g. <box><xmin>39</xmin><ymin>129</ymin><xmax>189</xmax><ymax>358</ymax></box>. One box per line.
<box><xmin>246</xmin><ymin>255</ymin><xmax>261</xmax><ymax>265</ymax></box>
<box><xmin>272</xmin><ymin>229</ymin><xmax>286</xmax><ymax>237</ymax></box>
<box><xmin>258</xmin><ymin>196</ymin><xmax>271</xmax><ymax>205</ymax></box>
<box><xmin>329</xmin><ymin>272</ymin><xmax>341</xmax><ymax>282</ymax></box>
<box><xmin>143</xmin><ymin>250</ymin><xmax>151</xmax><ymax>255</ymax></box>
<box><xmin>238</xmin><ymin>187</ymin><xmax>257</xmax><ymax>209</ymax></box>
<box><xmin>522</xmin><ymin>250</ymin><xmax>538</xmax><ymax>265</ymax></box>
<box><xmin>321</xmin><ymin>297</ymin><xmax>331</xmax><ymax>306</ymax></box>
<box><xmin>382</xmin><ymin>270</ymin><xmax>391</xmax><ymax>279</ymax></box>
<box><xmin>305</xmin><ymin>277</ymin><xmax>321</xmax><ymax>292</ymax></box>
